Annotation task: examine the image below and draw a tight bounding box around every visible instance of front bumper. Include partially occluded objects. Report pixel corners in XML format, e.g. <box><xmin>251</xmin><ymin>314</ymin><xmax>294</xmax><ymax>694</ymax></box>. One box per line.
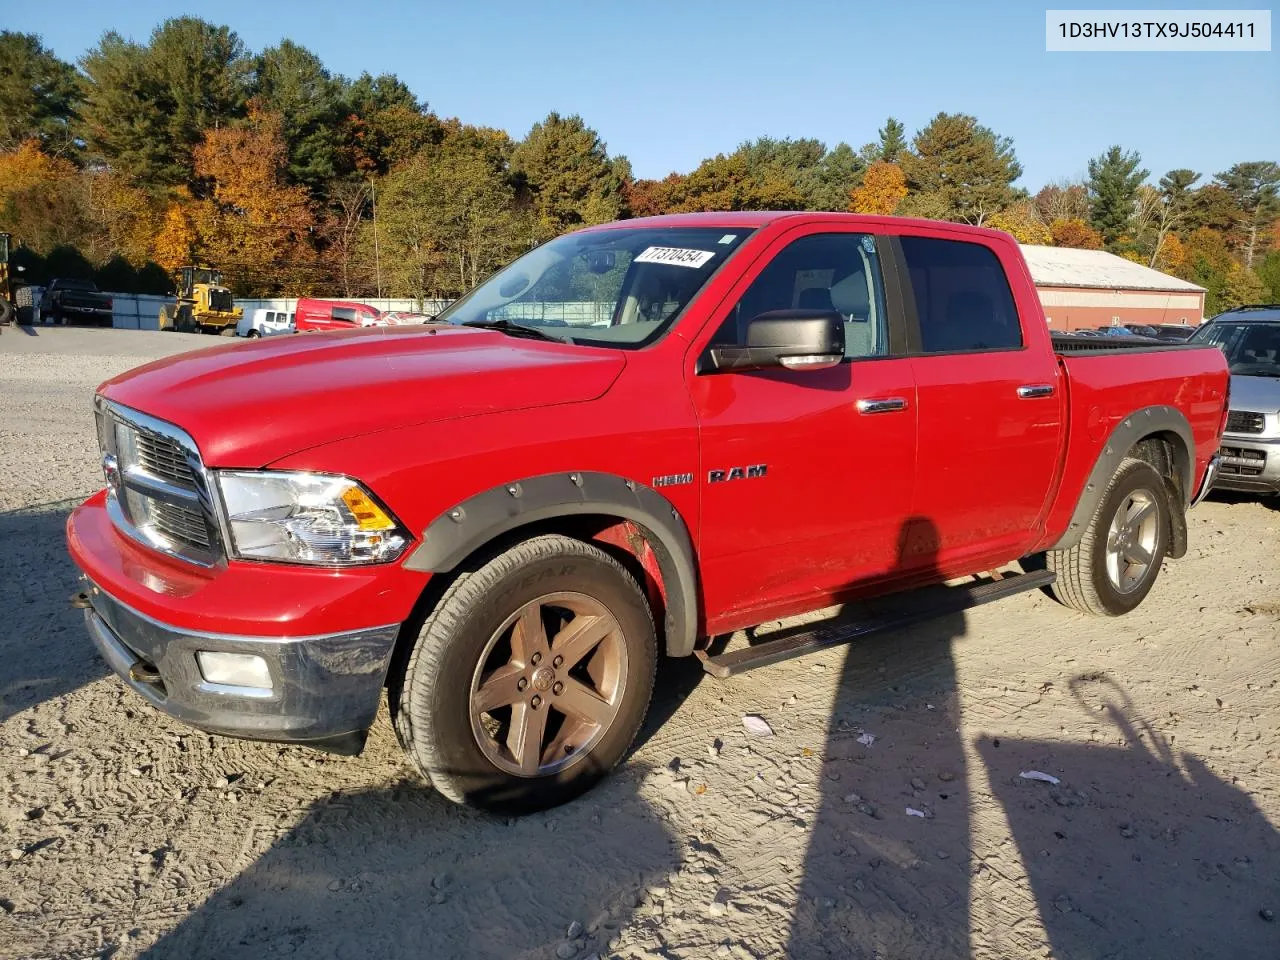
<box><xmin>79</xmin><ymin>580</ymin><xmax>399</xmax><ymax>745</ymax></box>
<box><xmin>67</xmin><ymin>490</ymin><xmax>425</xmax><ymax>747</ymax></box>
<box><xmin>1214</xmin><ymin>435</ymin><xmax>1280</xmax><ymax>494</ymax></box>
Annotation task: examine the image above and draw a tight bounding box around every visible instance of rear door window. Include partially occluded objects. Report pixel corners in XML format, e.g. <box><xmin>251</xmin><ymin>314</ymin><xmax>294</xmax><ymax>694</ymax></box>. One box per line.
<box><xmin>332</xmin><ymin>307</ymin><xmax>358</xmax><ymax>324</ymax></box>
<box><xmin>899</xmin><ymin>237</ymin><xmax>1022</xmax><ymax>353</ymax></box>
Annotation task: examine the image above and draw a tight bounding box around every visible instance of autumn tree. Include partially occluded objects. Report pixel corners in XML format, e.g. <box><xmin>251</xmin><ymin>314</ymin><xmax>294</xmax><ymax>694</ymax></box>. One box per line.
<box><xmin>342</xmin><ymin>71</ymin><xmax>439</xmax><ymax>176</ymax></box>
<box><xmin>848</xmin><ymin>162</ymin><xmax>907</xmax><ymax>215</ymax></box>
<box><xmin>186</xmin><ymin>110</ymin><xmax>319</xmax><ymax>294</ymax></box>
<box><xmin>318</xmin><ymin>179</ymin><xmax>371</xmax><ymax>296</ymax></box>
<box><xmin>1139</xmin><ymin>168</ymin><xmax>1199</xmax><ymax>267</ymax></box>
<box><xmin>671</xmin><ymin>150</ymin><xmax>804</xmax><ymax>212</ymax></box>
<box><xmin>1178</xmin><ymin>226</ymin><xmax>1234</xmax><ymax>313</ymax></box>
<box><xmin>0</xmin><ymin>141</ymin><xmax>87</xmax><ymax>252</ymax></box>
<box><xmin>1220</xmin><ymin>262</ymin><xmax>1266</xmax><ymax>311</ymax></box>
<box><xmin>80</xmin><ymin>18</ymin><xmax>251</xmax><ymax>186</ymax></box>
<box><xmin>1152</xmin><ymin>231</ymin><xmax>1186</xmax><ymax>274</ymax></box>
<box><xmin>1214</xmin><ymin>161</ymin><xmax>1280</xmax><ymax>267</ymax></box>
<box><xmin>1086</xmin><ymin>146</ymin><xmax>1147</xmax><ymax>245</ymax></box>
<box><xmin>369</xmin><ymin>133</ymin><xmax>522</xmax><ymax>299</ymax></box>
<box><xmin>511</xmin><ymin>112</ymin><xmax>624</xmax><ymax>240</ymax></box>
<box><xmin>986</xmin><ymin>202</ymin><xmax>1051</xmax><ymax>244</ymax></box>
<box><xmin>0</xmin><ymin>32</ymin><xmax>80</xmax><ymax>157</ymax></box>
<box><xmin>253</xmin><ymin>40</ymin><xmax>349</xmax><ymax>195</ymax></box>
<box><xmin>1033</xmin><ymin>181</ymin><xmax>1089</xmax><ymax>224</ymax></box>
<box><xmin>900</xmin><ymin>113</ymin><xmax>1022</xmax><ymax>225</ymax></box>
<box><xmin>77</xmin><ymin>170</ymin><xmax>161</xmax><ymax>266</ymax></box>
<box><xmin>1184</xmin><ymin>183</ymin><xmax>1240</xmax><ymax>234</ymax></box>
<box><xmin>1050</xmin><ymin>218</ymin><xmax>1103</xmax><ymax>249</ymax></box>
<box><xmin>625</xmin><ymin>175</ymin><xmax>684</xmax><ymax>218</ymax></box>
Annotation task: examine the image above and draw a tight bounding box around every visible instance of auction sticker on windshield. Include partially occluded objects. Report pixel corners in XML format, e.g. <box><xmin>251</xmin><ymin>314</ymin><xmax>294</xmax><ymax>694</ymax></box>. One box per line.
<box><xmin>634</xmin><ymin>246</ymin><xmax>716</xmax><ymax>268</ymax></box>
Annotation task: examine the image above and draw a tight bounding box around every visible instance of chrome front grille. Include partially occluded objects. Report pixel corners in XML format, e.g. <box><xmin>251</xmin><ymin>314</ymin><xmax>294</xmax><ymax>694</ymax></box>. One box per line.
<box><xmin>134</xmin><ymin>432</ymin><xmax>199</xmax><ymax>487</ymax></box>
<box><xmin>95</xmin><ymin>397</ymin><xmax>222</xmax><ymax>566</ymax></box>
<box><xmin>149</xmin><ymin>499</ymin><xmax>214</xmax><ymax>549</ymax></box>
<box><xmin>1225</xmin><ymin>410</ymin><xmax>1266</xmax><ymax>435</ymax></box>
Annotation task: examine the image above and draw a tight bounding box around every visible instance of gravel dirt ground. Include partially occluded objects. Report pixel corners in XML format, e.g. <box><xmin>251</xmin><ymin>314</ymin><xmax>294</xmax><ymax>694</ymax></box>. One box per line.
<box><xmin>1</xmin><ymin>327</ymin><xmax>1277</xmax><ymax>960</ymax></box>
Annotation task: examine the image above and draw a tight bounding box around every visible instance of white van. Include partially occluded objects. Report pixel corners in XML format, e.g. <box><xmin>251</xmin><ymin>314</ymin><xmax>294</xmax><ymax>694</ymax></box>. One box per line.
<box><xmin>238</xmin><ymin>308</ymin><xmax>295</xmax><ymax>338</ymax></box>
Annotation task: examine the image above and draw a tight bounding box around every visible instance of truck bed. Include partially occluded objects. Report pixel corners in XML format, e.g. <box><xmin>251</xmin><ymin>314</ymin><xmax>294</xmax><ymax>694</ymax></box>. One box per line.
<box><xmin>1050</xmin><ymin>333</ymin><xmax>1200</xmax><ymax>355</ymax></box>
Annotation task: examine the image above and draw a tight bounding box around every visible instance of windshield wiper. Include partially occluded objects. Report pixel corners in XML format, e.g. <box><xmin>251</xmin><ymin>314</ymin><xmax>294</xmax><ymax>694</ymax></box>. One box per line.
<box><xmin>461</xmin><ymin>318</ymin><xmax>570</xmax><ymax>343</ymax></box>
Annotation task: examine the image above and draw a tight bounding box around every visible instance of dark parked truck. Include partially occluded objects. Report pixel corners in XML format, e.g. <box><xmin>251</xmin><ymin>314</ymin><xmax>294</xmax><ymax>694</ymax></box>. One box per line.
<box><xmin>67</xmin><ymin>213</ymin><xmax>1229</xmax><ymax>813</ymax></box>
<box><xmin>41</xmin><ymin>278</ymin><xmax>114</xmax><ymax>325</ymax></box>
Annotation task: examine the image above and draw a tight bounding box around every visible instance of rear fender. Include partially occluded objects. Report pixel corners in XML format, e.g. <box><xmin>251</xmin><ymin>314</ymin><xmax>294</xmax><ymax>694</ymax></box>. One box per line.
<box><xmin>1050</xmin><ymin>405</ymin><xmax>1193</xmax><ymax>554</ymax></box>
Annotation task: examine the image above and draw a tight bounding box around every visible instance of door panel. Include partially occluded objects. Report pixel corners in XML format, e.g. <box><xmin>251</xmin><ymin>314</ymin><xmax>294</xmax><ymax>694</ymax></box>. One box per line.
<box><xmin>896</xmin><ymin>234</ymin><xmax>1064</xmax><ymax>569</ymax></box>
<box><xmin>910</xmin><ymin>352</ymin><xmax>1062</xmax><ymax>567</ymax></box>
<box><xmin>688</xmin><ymin>228</ymin><xmax>918</xmax><ymax>630</ymax></box>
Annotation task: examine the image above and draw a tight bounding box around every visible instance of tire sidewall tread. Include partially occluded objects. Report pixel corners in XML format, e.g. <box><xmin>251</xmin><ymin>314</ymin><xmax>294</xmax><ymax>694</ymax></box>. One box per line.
<box><xmin>394</xmin><ymin>534</ymin><xmax>656</xmax><ymax>813</ymax></box>
<box><xmin>1047</xmin><ymin>456</ymin><xmax>1170</xmax><ymax>617</ymax></box>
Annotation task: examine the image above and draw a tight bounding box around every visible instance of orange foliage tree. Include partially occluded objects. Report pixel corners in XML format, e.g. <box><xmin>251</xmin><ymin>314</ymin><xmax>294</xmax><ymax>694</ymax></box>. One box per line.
<box><xmin>190</xmin><ymin>109</ymin><xmax>318</xmax><ymax>294</ymax></box>
<box><xmin>1050</xmin><ymin>218</ymin><xmax>1104</xmax><ymax>250</ymax></box>
<box><xmin>1152</xmin><ymin>232</ymin><xmax>1186</xmax><ymax>273</ymax></box>
<box><xmin>985</xmin><ymin>202</ymin><xmax>1051</xmax><ymax>244</ymax></box>
<box><xmin>848</xmin><ymin>162</ymin><xmax>907</xmax><ymax>215</ymax></box>
<box><xmin>0</xmin><ymin>140</ymin><xmax>86</xmax><ymax>251</ymax></box>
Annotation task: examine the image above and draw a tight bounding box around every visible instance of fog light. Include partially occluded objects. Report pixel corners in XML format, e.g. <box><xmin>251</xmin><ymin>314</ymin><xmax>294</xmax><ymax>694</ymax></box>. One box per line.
<box><xmin>196</xmin><ymin>651</ymin><xmax>273</xmax><ymax>690</ymax></box>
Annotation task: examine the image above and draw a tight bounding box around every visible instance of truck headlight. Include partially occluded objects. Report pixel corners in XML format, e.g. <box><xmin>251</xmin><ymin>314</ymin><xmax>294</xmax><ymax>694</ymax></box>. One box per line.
<box><xmin>215</xmin><ymin>471</ymin><xmax>410</xmax><ymax>565</ymax></box>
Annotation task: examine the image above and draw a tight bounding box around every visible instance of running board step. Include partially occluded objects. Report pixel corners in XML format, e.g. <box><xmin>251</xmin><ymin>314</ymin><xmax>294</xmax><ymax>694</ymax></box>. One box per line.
<box><xmin>695</xmin><ymin>569</ymin><xmax>1056</xmax><ymax>679</ymax></box>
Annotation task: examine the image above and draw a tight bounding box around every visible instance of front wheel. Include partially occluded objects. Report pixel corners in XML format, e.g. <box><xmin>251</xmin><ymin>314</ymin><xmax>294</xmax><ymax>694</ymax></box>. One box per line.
<box><xmin>392</xmin><ymin>534</ymin><xmax>657</xmax><ymax>813</ymax></box>
<box><xmin>1046</xmin><ymin>457</ymin><xmax>1170</xmax><ymax>616</ymax></box>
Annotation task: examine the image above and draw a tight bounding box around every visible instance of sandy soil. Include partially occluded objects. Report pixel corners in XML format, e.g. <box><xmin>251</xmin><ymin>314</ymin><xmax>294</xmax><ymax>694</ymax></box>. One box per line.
<box><xmin>1</xmin><ymin>327</ymin><xmax>1277</xmax><ymax>960</ymax></box>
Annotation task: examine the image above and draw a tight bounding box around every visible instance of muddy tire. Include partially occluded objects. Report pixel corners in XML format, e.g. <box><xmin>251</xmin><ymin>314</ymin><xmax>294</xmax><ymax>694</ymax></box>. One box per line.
<box><xmin>1046</xmin><ymin>457</ymin><xmax>1170</xmax><ymax>616</ymax></box>
<box><xmin>392</xmin><ymin>534</ymin><xmax>657</xmax><ymax>813</ymax></box>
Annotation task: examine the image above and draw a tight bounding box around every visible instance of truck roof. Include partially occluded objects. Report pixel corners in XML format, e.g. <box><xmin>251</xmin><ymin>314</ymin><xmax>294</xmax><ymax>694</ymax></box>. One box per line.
<box><xmin>581</xmin><ymin>210</ymin><xmax>1014</xmax><ymax>241</ymax></box>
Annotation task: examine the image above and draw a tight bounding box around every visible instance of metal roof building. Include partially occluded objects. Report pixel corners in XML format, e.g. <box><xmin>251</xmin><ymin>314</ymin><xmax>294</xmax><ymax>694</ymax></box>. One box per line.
<box><xmin>1018</xmin><ymin>244</ymin><xmax>1206</xmax><ymax>331</ymax></box>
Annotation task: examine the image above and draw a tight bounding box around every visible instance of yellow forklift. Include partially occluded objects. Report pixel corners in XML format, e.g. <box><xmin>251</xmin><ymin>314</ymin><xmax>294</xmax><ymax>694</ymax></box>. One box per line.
<box><xmin>159</xmin><ymin>265</ymin><xmax>242</xmax><ymax>335</ymax></box>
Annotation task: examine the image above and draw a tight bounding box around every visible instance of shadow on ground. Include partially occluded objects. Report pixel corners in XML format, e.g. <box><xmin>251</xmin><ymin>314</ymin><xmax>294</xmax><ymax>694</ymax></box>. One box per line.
<box><xmin>141</xmin><ymin>767</ymin><xmax>676</xmax><ymax>960</ymax></box>
<box><xmin>0</xmin><ymin>500</ymin><xmax>105</xmax><ymax>723</ymax></box>
<box><xmin>977</xmin><ymin>673</ymin><xmax>1280</xmax><ymax>959</ymax></box>
<box><xmin>787</xmin><ymin>516</ymin><xmax>973</xmax><ymax>958</ymax></box>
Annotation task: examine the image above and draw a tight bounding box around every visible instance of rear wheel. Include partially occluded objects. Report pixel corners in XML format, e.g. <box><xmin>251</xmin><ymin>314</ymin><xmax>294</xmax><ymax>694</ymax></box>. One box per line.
<box><xmin>1046</xmin><ymin>457</ymin><xmax>1170</xmax><ymax>616</ymax></box>
<box><xmin>247</xmin><ymin>329</ymin><xmax>260</xmax><ymax>338</ymax></box>
<box><xmin>392</xmin><ymin>534</ymin><xmax>657</xmax><ymax>813</ymax></box>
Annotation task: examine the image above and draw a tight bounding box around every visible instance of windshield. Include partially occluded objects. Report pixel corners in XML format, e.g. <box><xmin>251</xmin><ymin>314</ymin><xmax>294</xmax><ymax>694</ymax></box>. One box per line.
<box><xmin>1191</xmin><ymin>320</ymin><xmax>1280</xmax><ymax>377</ymax></box>
<box><xmin>437</xmin><ymin>226</ymin><xmax>752</xmax><ymax>347</ymax></box>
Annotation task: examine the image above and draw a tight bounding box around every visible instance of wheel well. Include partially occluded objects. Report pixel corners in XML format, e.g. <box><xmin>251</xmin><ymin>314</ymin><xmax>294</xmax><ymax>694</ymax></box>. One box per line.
<box><xmin>1128</xmin><ymin>431</ymin><xmax>1190</xmax><ymax>559</ymax></box>
<box><xmin>385</xmin><ymin>513</ymin><xmax>676</xmax><ymax>692</ymax></box>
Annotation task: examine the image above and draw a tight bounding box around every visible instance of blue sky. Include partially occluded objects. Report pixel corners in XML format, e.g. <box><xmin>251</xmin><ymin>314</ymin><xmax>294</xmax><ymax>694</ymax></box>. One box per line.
<box><xmin>8</xmin><ymin>0</ymin><xmax>1278</xmax><ymax>188</ymax></box>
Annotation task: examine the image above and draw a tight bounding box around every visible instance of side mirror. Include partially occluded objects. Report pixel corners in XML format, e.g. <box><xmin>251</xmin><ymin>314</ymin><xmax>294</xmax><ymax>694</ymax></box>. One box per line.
<box><xmin>707</xmin><ymin>309</ymin><xmax>845</xmax><ymax>373</ymax></box>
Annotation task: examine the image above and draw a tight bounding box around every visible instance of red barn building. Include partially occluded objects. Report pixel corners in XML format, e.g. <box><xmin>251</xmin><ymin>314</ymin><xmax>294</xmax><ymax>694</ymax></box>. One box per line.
<box><xmin>1019</xmin><ymin>244</ymin><xmax>1206</xmax><ymax>332</ymax></box>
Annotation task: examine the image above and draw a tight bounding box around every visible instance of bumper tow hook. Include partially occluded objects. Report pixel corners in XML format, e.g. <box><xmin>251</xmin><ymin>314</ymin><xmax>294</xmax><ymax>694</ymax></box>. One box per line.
<box><xmin>70</xmin><ymin>590</ymin><xmax>93</xmax><ymax>610</ymax></box>
<box><xmin>128</xmin><ymin>663</ymin><xmax>163</xmax><ymax>685</ymax></box>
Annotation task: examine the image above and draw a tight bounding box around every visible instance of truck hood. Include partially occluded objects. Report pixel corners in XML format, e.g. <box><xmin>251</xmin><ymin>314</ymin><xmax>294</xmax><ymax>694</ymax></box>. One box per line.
<box><xmin>1230</xmin><ymin>373</ymin><xmax>1280</xmax><ymax>415</ymax></box>
<box><xmin>100</xmin><ymin>326</ymin><xmax>626</xmax><ymax>466</ymax></box>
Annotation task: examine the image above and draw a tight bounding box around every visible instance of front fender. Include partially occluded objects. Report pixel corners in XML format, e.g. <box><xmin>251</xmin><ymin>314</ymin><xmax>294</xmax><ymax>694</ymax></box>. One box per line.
<box><xmin>403</xmin><ymin>471</ymin><xmax>701</xmax><ymax>657</ymax></box>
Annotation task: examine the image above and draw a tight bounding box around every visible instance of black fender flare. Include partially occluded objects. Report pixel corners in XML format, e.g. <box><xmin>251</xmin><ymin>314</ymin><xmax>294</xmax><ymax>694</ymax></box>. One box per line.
<box><xmin>403</xmin><ymin>471</ymin><xmax>700</xmax><ymax>657</ymax></box>
<box><xmin>1050</xmin><ymin>404</ymin><xmax>1194</xmax><ymax>554</ymax></box>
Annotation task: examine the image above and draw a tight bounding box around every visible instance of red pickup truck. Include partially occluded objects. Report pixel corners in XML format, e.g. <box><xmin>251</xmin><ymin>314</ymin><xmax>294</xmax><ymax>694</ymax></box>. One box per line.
<box><xmin>67</xmin><ymin>212</ymin><xmax>1228</xmax><ymax>812</ymax></box>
